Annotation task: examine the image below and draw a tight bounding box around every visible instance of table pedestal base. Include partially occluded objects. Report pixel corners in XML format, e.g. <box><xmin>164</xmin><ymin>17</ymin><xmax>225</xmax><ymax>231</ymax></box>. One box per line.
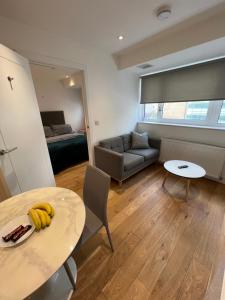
<box><xmin>26</xmin><ymin>257</ymin><xmax>77</xmax><ymax>300</ymax></box>
<box><xmin>163</xmin><ymin>171</ymin><xmax>191</xmax><ymax>201</ymax></box>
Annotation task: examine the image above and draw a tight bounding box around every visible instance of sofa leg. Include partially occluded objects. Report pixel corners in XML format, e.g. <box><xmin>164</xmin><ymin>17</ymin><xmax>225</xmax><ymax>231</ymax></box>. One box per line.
<box><xmin>118</xmin><ymin>181</ymin><xmax>122</xmax><ymax>187</ymax></box>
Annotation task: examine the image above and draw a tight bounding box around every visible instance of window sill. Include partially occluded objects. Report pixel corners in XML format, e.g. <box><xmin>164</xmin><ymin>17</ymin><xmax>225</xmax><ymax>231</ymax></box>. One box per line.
<box><xmin>138</xmin><ymin>121</ymin><xmax>225</xmax><ymax>131</ymax></box>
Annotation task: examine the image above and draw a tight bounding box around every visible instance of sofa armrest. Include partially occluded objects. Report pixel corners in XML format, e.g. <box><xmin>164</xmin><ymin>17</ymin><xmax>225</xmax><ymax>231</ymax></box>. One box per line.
<box><xmin>94</xmin><ymin>146</ymin><xmax>124</xmax><ymax>181</ymax></box>
<box><xmin>149</xmin><ymin>138</ymin><xmax>161</xmax><ymax>150</ymax></box>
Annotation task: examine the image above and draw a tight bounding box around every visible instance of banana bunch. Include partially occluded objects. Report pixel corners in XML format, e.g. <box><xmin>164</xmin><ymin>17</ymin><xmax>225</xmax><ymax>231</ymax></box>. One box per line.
<box><xmin>28</xmin><ymin>202</ymin><xmax>55</xmax><ymax>230</ymax></box>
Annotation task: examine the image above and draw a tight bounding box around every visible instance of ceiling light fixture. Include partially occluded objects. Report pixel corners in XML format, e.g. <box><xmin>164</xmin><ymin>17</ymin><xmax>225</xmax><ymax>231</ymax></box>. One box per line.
<box><xmin>65</xmin><ymin>75</ymin><xmax>70</xmax><ymax>78</ymax></box>
<box><xmin>118</xmin><ymin>35</ymin><xmax>124</xmax><ymax>41</ymax></box>
<box><xmin>69</xmin><ymin>79</ymin><xmax>75</xmax><ymax>87</ymax></box>
<box><xmin>156</xmin><ymin>6</ymin><xmax>171</xmax><ymax>20</ymax></box>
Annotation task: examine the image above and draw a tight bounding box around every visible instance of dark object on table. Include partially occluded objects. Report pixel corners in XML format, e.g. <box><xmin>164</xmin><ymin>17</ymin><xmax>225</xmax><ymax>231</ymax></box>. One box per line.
<box><xmin>178</xmin><ymin>165</ymin><xmax>189</xmax><ymax>169</ymax></box>
<box><xmin>2</xmin><ymin>225</ymin><xmax>24</xmax><ymax>242</ymax></box>
<box><xmin>11</xmin><ymin>225</ymin><xmax>32</xmax><ymax>242</ymax></box>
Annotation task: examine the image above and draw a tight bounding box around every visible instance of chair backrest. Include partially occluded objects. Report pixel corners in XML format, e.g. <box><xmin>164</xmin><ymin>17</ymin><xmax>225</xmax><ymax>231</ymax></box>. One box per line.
<box><xmin>83</xmin><ymin>165</ymin><xmax>111</xmax><ymax>225</ymax></box>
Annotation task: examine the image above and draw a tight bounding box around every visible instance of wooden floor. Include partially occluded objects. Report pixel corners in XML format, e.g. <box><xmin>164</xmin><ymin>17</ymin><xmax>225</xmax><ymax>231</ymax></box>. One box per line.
<box><xmin>55</xmin><ymin>162</ymin><xmax>225</xmax><ymax>300</ymax></box>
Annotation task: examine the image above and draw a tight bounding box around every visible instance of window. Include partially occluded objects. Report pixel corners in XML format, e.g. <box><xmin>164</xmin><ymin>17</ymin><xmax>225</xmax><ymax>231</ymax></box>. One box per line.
<box><xmin>142</xmin><ymin>100</ymin><xmax>225</xmax><ymax>128</ymax></box>
<box><xmin>185</xmin><ymin>101</ymin><xmax>209</xmax><ymax>121</ymax></box>
<box><xmin>162</xmin><ymin>101</ymin><xmax>209</xmax><ymax>121</ymax></box>
<box><xmin>144</xmin><ymin>103</ymin><xmax>159</xmax><ymax>120</ymax></box>
<box><xmin>218</xmin><ymin>100</ymin><xmax>225</xmax><ymax>124</ymax></box>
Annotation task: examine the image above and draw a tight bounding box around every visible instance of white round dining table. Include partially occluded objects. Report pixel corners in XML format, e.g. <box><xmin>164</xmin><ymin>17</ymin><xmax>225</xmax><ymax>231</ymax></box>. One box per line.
<box><xmin>0</xmin><ymin>187</ymin><xmax>85</xmax><ymax>300</ymax></box>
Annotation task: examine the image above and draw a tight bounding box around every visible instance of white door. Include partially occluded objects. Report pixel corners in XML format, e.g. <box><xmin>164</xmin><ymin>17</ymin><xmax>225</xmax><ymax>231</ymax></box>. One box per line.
<box><xmin>0</xmin><ymin>130</ymin><xmax>21</xmax><ymax>196</ymax></box>
<box><xmin>0</xmin><ymin>45</ymin><xmax>55</xmax><ymax>195</ymax></box>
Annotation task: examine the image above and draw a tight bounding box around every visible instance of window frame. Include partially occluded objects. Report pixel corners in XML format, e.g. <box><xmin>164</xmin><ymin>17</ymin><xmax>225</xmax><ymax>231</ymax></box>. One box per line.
<box><xmin>142</xmin><ymin>100</ymin><xmax>225</xmax><ymax>128</ymax></box>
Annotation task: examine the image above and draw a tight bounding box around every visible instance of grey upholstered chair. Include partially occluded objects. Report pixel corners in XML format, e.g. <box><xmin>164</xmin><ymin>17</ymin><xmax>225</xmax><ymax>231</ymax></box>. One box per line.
<box><xmin>59</xmin><ymin>166</ymin><xmax>113</xmax><ymax>292</ymax></box>
<box><xmin>78</xmin><ymin>165</ymin><xmax>114</xmax><ymax>252</ymax></box>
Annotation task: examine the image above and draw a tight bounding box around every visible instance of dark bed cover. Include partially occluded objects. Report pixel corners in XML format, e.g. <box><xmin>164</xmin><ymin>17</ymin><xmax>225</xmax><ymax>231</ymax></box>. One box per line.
<box><xmin>47</xmin><ymin>135</ymin><xmax>88</xmax><ymax>174</ymax></box>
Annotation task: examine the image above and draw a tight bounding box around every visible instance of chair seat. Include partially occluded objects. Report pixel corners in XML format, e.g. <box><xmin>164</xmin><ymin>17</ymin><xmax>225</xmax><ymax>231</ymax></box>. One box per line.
<box><xmin>126</xmin><ymin>148</ymin><xmax>159</xmax><ymax>161</ymax></box>
<box><xmin>80</xmin><ymin>207</ymin><xmax>103</xmax><ymax>245</ymax></box>
<box><xmin>123</xmin><ymin>152</ymin><xmax>144</xmax><ymax>171</ymax></box>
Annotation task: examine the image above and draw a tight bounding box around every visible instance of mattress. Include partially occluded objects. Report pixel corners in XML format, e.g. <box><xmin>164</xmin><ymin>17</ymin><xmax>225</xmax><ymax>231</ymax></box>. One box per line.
<box><xmin>46</xmin><ymin>133</ymin><xmax>83</xmax><ymax>144</ymax></box>
<box><xmin>47</xmin><ymin>134</ymin><xmax>88</xmax><ymax>174</ymax></box>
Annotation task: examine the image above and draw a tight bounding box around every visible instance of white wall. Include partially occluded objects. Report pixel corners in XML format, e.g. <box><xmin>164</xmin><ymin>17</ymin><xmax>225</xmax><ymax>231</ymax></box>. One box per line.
<box><xmin>31</xmin><ymin>66</ymin><xmax>85</xmax><ymax>131</ymax></box>
<box><xmin>0</xmin><ymin>16</ymin><xmax>139</xmax><ymax>154</ymax></box>
<box><xmin>138</xmin><ymin>122</ymin><xmax>225</xmax><ymax>148</ymax></box>
<box><xmin>138</xmin><ymin>122</ymin><xmax>225</xmax><ymax>180</ymax></box>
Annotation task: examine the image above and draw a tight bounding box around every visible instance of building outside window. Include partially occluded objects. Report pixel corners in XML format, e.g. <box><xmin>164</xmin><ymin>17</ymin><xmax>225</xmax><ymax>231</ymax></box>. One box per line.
<box><xmin>142</xmin><ymin>100</ymin><xmax>225</xmax><ymax>128</ymax></box>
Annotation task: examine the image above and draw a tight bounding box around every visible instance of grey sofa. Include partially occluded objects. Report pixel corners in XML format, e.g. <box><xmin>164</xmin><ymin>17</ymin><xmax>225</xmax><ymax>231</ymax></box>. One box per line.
<box><xmin>94</xmin><ymin>133</ymin><xmax>160</xmax><ymax>185</ymax></box>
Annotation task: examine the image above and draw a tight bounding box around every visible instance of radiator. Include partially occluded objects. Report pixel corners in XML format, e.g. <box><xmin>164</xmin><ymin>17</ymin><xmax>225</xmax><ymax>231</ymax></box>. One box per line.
<box><xmin>160</xmin><ymin>138</ymin><xmax>225</xmax><ymax>180</ymax></box>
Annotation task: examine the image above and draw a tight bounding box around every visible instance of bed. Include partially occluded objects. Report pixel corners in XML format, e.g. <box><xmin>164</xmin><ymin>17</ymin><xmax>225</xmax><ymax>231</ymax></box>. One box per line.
<box><xmin>41</xmin><ymin>111</ymin><xmax>88</xmax><ymax>174</ymax></box>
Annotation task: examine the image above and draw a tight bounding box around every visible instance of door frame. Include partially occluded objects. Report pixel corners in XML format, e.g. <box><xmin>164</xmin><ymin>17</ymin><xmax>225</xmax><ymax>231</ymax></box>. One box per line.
<box><xmin>23</xmin><ymin>51</ymin><xmax>94</xmax><ymax>164</ymax></box>
<box><xmin>0</xmin><ymin>168</ymin><xmax>11</xmax><ymax>201</ymax></box>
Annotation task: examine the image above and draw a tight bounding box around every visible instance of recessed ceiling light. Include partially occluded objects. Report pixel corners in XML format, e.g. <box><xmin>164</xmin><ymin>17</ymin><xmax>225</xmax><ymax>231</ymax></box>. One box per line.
<box><xmin>65</xmin><ymin>75</ymin><xmax>70</xmax><ymax>78</ymax></box>
<box><xmin>156</xmin><ymin>6</ymin><xmax>171</xmax><ymax>20</ymax></box>
<box><xmin>118</xmin><ymin>35</ymin><xmax>124</xmax><ymax>40</ymax></box>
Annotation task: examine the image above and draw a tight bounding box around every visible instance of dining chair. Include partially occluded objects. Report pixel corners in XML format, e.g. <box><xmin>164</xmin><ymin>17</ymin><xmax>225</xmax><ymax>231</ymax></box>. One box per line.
<box><xmin>27</xmin><ymin>257</ymin><xmax>77</xmax><ymax>298</ymax></box>
<box><xmin>61</xmin><ymin>166</ymin><xmax>113</xmax><ymax>292</ymax></box>
<box><xmin>78</xmin><ymin>165</ymin><xmax>114</xmax><ymax>252</ymax></box>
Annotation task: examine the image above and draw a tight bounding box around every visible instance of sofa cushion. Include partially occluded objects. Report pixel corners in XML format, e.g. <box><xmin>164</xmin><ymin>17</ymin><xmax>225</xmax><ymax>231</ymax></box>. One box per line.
<box><xmin>131</xmin><ymin>132</ymin><xmax>150</xmax><ymax>149</ymax></box>
<box><xmin>123</xmin><ymin>152</ymin><xmax>144</xmax><ymax>171</ymax></box>
<box><xmin>127</xmin><ymin>148</ymin><xmax>159</xmax><ymax>161</ymax></box>
<box><xmin>120</xmin><ymin>134</ymin><xmax>131</xmax><ymax>151</ymax></box>
<box><xmin>100</xmin><ymin>137</ymin><xmax>124</xmax><ymax>153</ymax></box>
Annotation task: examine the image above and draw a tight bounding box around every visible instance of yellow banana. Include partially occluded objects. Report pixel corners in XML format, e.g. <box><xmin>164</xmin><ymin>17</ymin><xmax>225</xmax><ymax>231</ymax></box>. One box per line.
<box><xmin>28</xmin><ymin>208</ymin><xmax>41</xmax><ymax>230</ymax></box>
<box><xmin>32</xmin><ymin>202</ymin><xmax>52</xmax><ymax>215</ymax></box>
<box><xmin>36</xmin><ymin>209</ymin><xmax>47</xmax><ymax>228</ymax></box>
<box><xmin>49</xmin><ymin>204</ymin><xmax>55</xmax><ymax>218</ymax></box>
<box><xmin>42</xmin><ymin>210</ymin><xmax>51</xmax><ymax>226</ymax></box>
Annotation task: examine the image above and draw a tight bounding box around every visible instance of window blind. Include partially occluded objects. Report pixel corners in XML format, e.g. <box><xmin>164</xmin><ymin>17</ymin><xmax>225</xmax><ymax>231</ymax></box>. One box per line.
<box><xmin>140</xmin><ymin>58</ymin><xmax>225</xmax><ymax>104</ymax></box>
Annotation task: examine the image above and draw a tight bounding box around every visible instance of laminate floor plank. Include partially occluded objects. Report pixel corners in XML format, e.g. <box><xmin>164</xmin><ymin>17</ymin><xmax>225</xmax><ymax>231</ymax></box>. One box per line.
<box><xmin>55</xmin><ymin>163</ymin><xmax>225</xmax><ymax>300</ymax></box>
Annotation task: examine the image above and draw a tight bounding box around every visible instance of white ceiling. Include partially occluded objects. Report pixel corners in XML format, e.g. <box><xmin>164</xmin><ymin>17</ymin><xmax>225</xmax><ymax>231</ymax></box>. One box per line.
<box><xmin>0</xmin><ymin>0</ymin><xmax>224</xmax><ymax>53</ymax></box>
<box><xmin>30</xmin><ymin>63</ymin><xmax>79</xmax><ymax>81</ymax></box>
<box><xmin>133</xmin><ymin>37</ymin><xmax>225</xmax><ymax>76</ymax></box>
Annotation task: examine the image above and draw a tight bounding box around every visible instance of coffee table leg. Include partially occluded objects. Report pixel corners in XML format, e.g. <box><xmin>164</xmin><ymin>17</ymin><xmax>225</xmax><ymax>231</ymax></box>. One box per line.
<box><xmin>186</xmin><ymin>179</ymin><xmax>191</xmax><ymax>201</ymax></box>
<box><xmin>162</xmin><ymin>171</ymin><xmax>169</xmax><ymax>187</ymax></box>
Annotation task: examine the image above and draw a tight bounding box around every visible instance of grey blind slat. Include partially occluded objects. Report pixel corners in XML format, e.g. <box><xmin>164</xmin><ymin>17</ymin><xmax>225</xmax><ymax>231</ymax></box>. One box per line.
<box><xmin>141</xmin><ymin>59</ymin><xmax>225</xmax><ymax>104</ymax></box>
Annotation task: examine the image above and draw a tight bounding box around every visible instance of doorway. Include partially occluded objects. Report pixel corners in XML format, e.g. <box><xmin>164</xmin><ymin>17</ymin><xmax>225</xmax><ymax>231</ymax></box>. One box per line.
<box><xmin>30</xmin><ymin>61</ymin><xmax>91</xmax><ymax>186</ymax></box>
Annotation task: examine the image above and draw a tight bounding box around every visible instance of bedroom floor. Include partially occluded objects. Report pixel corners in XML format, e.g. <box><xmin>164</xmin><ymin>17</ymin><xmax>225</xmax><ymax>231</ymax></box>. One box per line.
<box><xmin>55</xmin><ymin>162</ymin><xmax>88</xmax><ymax>198</ymax></box>
<box><xmin>56</xmin><ymin>163</ymin><xmax>225</xmax><ymax>300</ymax></box>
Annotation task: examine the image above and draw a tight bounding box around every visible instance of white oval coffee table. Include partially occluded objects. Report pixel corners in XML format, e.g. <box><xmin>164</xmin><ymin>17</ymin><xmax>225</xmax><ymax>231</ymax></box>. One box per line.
<box><xmin>162</xmin><ymin>160</ymin><xmax>206</xmax><ymax>200</ymax></box>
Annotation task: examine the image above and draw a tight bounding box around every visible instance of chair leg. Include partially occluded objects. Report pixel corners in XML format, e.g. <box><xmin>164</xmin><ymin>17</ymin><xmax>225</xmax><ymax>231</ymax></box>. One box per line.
<box><xmin>63</xmin><ymin>260</ymin><xmax>76</xmax><ymax>290</ymax></box>
<box><xmin>105</xmin><ymin>225</ymin><xmax>114</xmax><ymax>252</ymax></box>
<box><xmin>71</xmin><ymin>233</ymin><xmax>83</xmax><ymax>256</ymax></box>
